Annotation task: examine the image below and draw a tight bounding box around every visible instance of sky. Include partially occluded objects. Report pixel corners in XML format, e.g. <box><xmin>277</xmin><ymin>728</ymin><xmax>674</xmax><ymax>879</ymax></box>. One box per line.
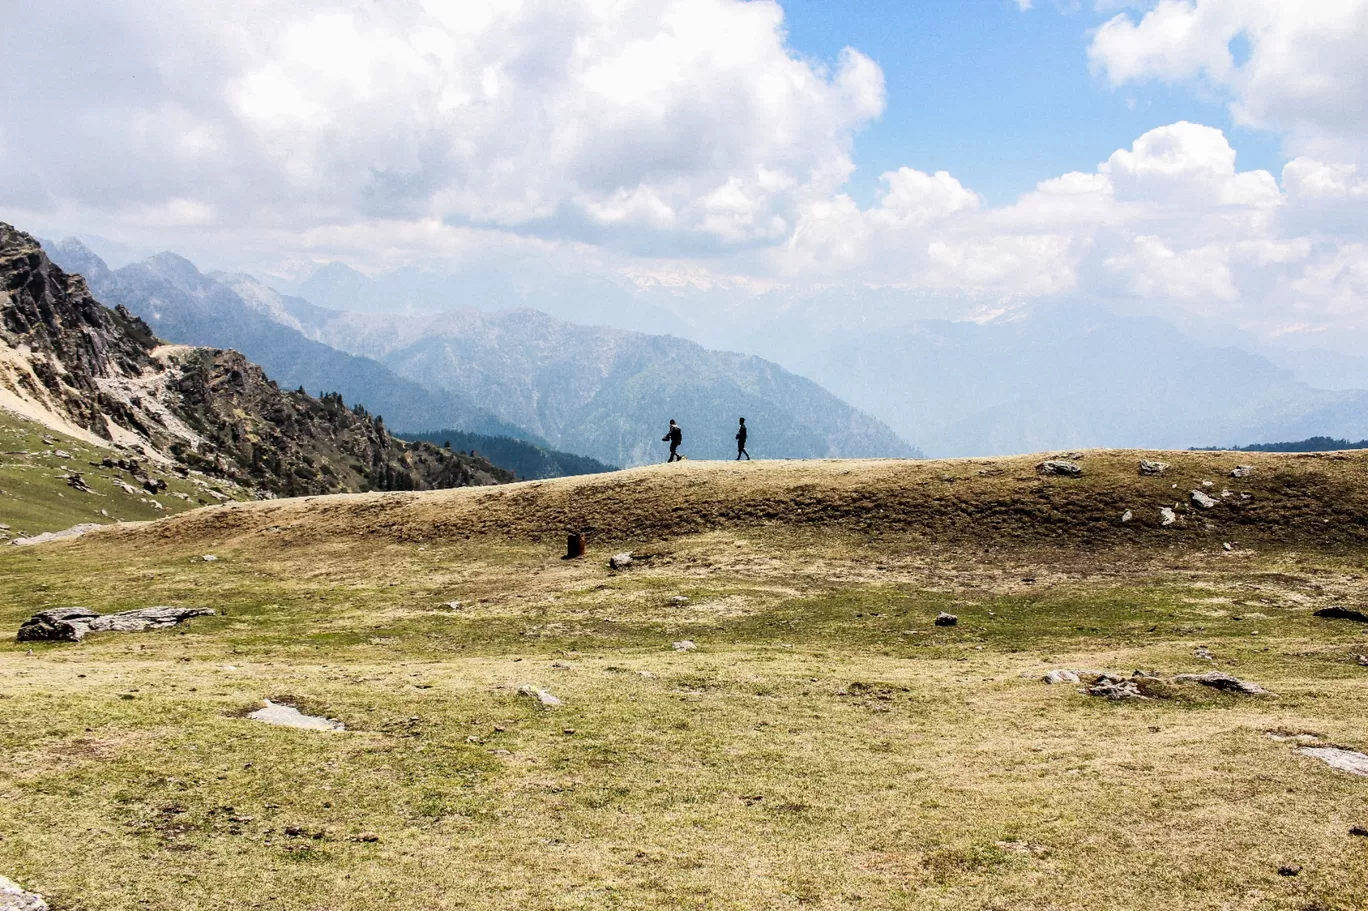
<box><xmin>1</xmin><ymin>0</ymin><xmax>1366</xmax><ymax>350</ymax></box>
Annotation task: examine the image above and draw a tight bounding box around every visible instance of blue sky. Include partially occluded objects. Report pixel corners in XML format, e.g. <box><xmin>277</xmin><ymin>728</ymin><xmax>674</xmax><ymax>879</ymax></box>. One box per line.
<box><xmin>780</xmin><ymin>0</ymin><xmax>1284</xmax><ymax>205</ymax></box>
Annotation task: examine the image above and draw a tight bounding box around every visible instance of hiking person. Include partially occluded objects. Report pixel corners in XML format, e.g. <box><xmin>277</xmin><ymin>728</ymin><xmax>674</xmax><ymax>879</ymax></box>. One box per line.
<box><xmin>736</xmin><ymin>417</ymin><xmax>750</xmax><ymax>460</ymax></box>
<box><xmin>662</xmin><ymin>419</ymin><xmax>683</xmax><ymax>462</ymax></box>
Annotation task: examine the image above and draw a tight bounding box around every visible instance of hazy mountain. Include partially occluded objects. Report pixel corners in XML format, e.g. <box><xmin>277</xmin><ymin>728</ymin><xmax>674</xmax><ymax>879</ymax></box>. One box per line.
<box><xmin>266</xmin><ymin>304</ymin><xmax>918</xmax><ymax>467</ymax></box>
<box><xmin>2</xmin><ymin>223</ymin><xmax>511</xmax><ymax>496</ymax></box>
<box><xmin>44</xmin><ymin>239</ymin><xmax>530</xmax><ymax>441</ymax></box>
<box><xmin>796</xmin><ymin>306</ymin><xmax>1368</xmax><ymax>457</ymax></box>
<box><xmin>290</xmin><ymin>260</ymin><xmax>689</xmax><ymax>336</ymax></box>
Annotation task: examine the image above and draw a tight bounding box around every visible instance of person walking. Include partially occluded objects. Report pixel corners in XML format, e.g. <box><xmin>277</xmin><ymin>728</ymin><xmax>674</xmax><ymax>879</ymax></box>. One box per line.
<box><xmin>663</xmin><ymin>419</ymin><xmax>683</xmax><ymax>462</ymax></box>
<box><xmin>735</xmin><ymin>417</ymin><xmax>750</xmax><ymax>460</ymax></box>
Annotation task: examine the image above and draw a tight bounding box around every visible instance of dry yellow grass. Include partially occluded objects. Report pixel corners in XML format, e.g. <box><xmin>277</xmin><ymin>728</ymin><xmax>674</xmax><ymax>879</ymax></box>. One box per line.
<box><xmin>2</xmin><ymin>451</ymin><xmax>1367</xmax><ymax>910</ymax></box>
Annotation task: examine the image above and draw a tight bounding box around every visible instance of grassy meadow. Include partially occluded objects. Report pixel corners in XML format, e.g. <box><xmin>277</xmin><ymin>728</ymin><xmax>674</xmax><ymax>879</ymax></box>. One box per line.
<box><xmin>1</xmin><ymin>452</ymin><xmax>1366</xmax><ymax>909</ymax></box>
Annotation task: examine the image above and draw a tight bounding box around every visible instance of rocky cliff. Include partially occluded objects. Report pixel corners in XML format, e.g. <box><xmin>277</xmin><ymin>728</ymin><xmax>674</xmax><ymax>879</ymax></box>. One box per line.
<box><xmin>0</xmin><ymin>223</ymin><xmax>511</xmax><ymax>496</ymax></box>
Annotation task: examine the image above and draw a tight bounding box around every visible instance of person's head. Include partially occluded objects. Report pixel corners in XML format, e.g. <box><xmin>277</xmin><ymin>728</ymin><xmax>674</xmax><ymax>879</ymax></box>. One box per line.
<box><xmin>669</xmin><ymin>419</ymin><xmax>676</xmax><ymax>425</ymax></box>
<box><xmin>739</xmin><ymin>417</ymin><xmax>745</xmax><ymax>425</ymax></box>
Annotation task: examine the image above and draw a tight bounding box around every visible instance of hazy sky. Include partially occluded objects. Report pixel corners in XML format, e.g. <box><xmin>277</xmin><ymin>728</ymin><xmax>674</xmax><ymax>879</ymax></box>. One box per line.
<box><xmin>2</xmin><ymin>0</ymin><xmax>1366</xmax><ymax>346</ymax></box>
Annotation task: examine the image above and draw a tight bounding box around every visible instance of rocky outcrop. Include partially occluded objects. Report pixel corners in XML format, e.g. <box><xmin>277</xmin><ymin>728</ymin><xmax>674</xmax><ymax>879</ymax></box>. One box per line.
<box><xmin>1315</xmin><ymin>606</ymin><xmax>1368</xmax><ymax>623</ymax></box>
<box><xmin>0</xmin><ymin>224</ymin><xmax>514</xmax><ymax>496</ymax></box>
<box><xmin>16</xmin><ymin>606</ymin><xmax>215</xmax><ymax>642</ymax></box>
<box><xmin>1173</xmin><ymin>671</ymin><xmax>1267</xmax><ymax>695</ymax></box>
<box><xmin>1037</xmin><ymin>460</ymin><xmax>1083</xmax><ymax>477</ymax></box>
<box><xmin>1138</xmin><ymin>459</ymin><xmax>1169</xmax><ymax>476</ymax></box>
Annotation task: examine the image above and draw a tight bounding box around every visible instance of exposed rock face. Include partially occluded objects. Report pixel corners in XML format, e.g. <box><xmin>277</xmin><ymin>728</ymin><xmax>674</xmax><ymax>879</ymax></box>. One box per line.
<box><xmin>1138</xmin><ymin>460</ymin><xmax>1170</xmax><ymax>476</ymax></box>
<box><xmin>1173</xmin><ymin>671</ymin><xmax>1267</xmax><ymax>695</ymax></box>
<box><xmin>1043</xmin><ymin>669</ymin><xmax>1080</xmax><ymax>684</ymax></box>
<box><xmin>1300</xmin><ymin>747</ymin><xmax>1368</xmax><ymax>777</ymax></box>
<box><xmin>1037</xmin><ymin>460</ymin><xmax>1083</xmax><ymax>477</ymax></box>
<box><xmin>1</xmin><ymin>224</ymin><xmax>512</xmax><ymax>496</ymax></box>
<box><xmin>1086</xmin><ymin>675</ymin><xmax>1147</xmax><ymax>700</ymax></box>
<box><xmin>0</xmin><ymin>875</ymin><xmax>48</xmax><ymax>911</ymax></box>
<box><xmin>11</xmin><ymin>523</ymin><xmax>105</xmax><ymax>546</ymax></box>
<box><xmin>16</xmin><ymin>606</ymin><xmax>214</xmax><ymax>642</ymax></box>
<box><xmin>934</xmin><ymin>612</ymin><xmax>958</xmax><ymax>626</ymax></box>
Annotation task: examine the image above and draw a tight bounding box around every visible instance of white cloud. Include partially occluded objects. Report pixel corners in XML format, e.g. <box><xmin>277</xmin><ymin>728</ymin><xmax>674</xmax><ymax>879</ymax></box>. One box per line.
<box><xmin>0</xmin><ymin>0</ymin><xmax>883</xmax><ymax>253</ymax></box>
<box><xmin>1088</xmin><ymin>0</ymin><xmax>1368</xmax><ymax>159</ymax></box>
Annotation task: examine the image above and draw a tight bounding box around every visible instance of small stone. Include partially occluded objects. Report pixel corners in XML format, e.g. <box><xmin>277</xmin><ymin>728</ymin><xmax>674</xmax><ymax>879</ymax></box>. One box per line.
<box><xmin>670</xmin><ymin>596</ymin><xmax>690</xmax><ymax>606</ymax></box>
<box><xmin>1230</xmin><ymin>465</ymin><xmax>1254</xmax><ymax>478</ymax></box>
<box><xmin>1037</xmin><ymin>460</ymin><xmax>1082</xmax><ymax>477</ymax></box>
<box><xmin>516</xmin><ymin>685</ymin><xmax>562</xmax><ymax>707</ymax></box>
<box><xmin>350</xmin><ymin>832</ymin><xmax>381</xmax><ymax>843</ymax></box>
<box><xmin>1120</xmin><ymin>510</ymin><xmax>1133</xmax><ymax>523</ymax></box>
<box><xmin>1350</xmin><ymin>826</ymin><xmax>1368</xmax><ymax>837</ymax></box>
<box><xmin>0</xmin><ymin>874</ymin><xmax>48</xmax><ymax>911</ymax></box>
<box><xmin>1138</xmin><ymin>459</ymin><xmax>1169</xmax><ymax>476</ymax></box>
<box><xmin>439</xmin><ymin>600</ymin><xmax>463</xmax><ymax>611</ymax></box>
<box><xmin>201</xmin><ymin>554</ymin><xmax>218</xmax><ymax>562</ymax></box>
<box><xmin>562</xmin><ymin>728</ymin><xmax>576</xmax><ymax>735</ymax></box>
<box><xmin>934</xmin><ymin>612</ymin><xmax>958</xmax><ymax>627</ymax></box>
<box><xmin>1277</xmin><ymin>864</ymin><xmax>1301</xmax><ymax>877</ymax></box>
<box><xmin>1222</xmin><ymin>542</ymin><xmax>1233</xmax><ymax>552</ymax></box>
<box><xmin>1042</xmin><ymin>669</ymin><xmax>1080</xmax><ymax>685</ymax></box>
<box><xmin>1356</xmin><ymin>655</ymin><xmax>1368</xmax><ymax>667</ymax></box>
<box><xmin>1159</xmin><ymin>507</ymin><xmax>1177</xmax><ymax>527</ymax></box>
<box><xmin>672</xmin><ymin>640</ymin><xmax>697</xmax><ymax>651</ymax></box>
<box><xmin>608</xmin><ymin>552</ymin><xmax>633</xmax><ymax>570</ymax></box>
<box><xmin>1190</xmin><ymin>489</ymin><xmax>1219</xmax><ymax>509</ymax></box>
<box><xmin>1194</xmin><ymin>647</ymin><xmax>1214</xmax><ymax>661</ymax></box>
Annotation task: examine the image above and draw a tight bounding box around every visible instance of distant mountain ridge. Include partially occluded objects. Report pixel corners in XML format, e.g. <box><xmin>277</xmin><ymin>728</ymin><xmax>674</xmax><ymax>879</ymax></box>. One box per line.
<box><xmin>1</xmin><ymin>223</ymin><xmax>511</xmax><ymax>497</ymax></box>
<box><xmin>251</xmin><ymin>300</ymin><xmax>920</xmax><ymax>467</ymax></box>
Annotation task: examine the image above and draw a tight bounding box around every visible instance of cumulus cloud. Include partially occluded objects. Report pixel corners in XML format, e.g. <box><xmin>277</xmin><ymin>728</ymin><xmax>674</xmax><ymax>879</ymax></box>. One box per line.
<box><xmin>1088</xmin><ymin>0</ymin><xmax>1368</xmax><ymax>159</ymax></box>
<box><xmin>774</xmin><ymin>120</ymin><xmax>1368</xmax><ymax>338</ymax></box>
<box><xmin>0</xmin><ymin>0</ymin><xmax>883</xmax><ymax>256</ymax></box>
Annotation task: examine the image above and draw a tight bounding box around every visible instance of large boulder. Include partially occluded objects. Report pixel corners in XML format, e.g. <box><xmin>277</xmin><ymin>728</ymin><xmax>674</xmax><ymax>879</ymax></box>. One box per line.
<box><xmin>1138</xmin><ymin>460</ymin><xmax>1170</xmax><ymax>476</ymax></box>
<box><xmin>1037</xmin><ymin>460</ymin><xmax>1083</xmax><ymax>477</ymax></box>
<box><xmin>17</xmin><ymin>606</ymin><xmax>214</xmax><ymax>642</ymax></box>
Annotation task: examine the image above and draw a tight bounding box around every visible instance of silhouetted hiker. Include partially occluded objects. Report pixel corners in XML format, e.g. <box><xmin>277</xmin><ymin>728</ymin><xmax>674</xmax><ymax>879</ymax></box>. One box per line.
<box><xmin>663</xmin><ymin>419</ymin><xmax>683</xmax><ymax>462</ymax></box>
<box><xmin>736</xmin><ymin>417</ymin><xmax>750</xmax><ymax>460</ymax></box>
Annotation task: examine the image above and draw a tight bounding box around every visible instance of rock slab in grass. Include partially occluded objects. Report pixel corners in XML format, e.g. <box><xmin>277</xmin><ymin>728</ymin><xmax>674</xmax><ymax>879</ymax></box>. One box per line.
<box><xmin>1230</xmin><ymin>465</ymin><xmax>1254</xmax><ymax>478</ymax></box>
<box><xmin>609</xmin><ymin>552</ymin><xmax>633</xmax><ymax>570</ymax></box>
<box><xmin>517</xmin><ymin>685</ymin><xmax>562</xmax><ymax>707</ymax></box>
<box><xmin>1138</xmin><ymin>460</ymin><xmax>1170</xmax><ymax>476</ymax></box>
<box><xmin>1300</xmin><ymin>747</ymin><xmax>1368</xmax><ymax>777</ymax></box>
<box><xmin>934</xmin><ymin>612</ymin><xmax>958</xmax><ymax>627</ymax></box>
<box><xmin>1159</xmin><ymin>507</ymin><xmax>1177</xmax><ymax>526</ymax></box>
<box><xmin>10</xmin><ymin>522</ymin><xmax>105</xmax><ymax>547</ymax></box>
<box><xmin>1173</xmin><ymin>671</ymin><xmax>1267</xmax><ymax>695</ymax></box>
<box><xmin>672</xmin><ymin>639</ymin><xmax>697</xmax><ymax>651</ymax></box>
<box><xmin>248</xmin><ymin>700</ymin><xmax>345</xmax><ymax>732</ymax></box>
<box><xmin>16</xmin><ymin>606</ymin><xmax>215</xmax><ymax>642</ymax></box>
<box><xmin>1086</xmin><ymin>675</ymin><xmax>1148</xmax><ymax>700</ymax></box>
<box><xmin>0</xmin><ymin>875</ymin><xmax>48</xmax><ymax>911</ymax></box>
<box><xmin>1037</xmin><ymin>460</ymin><xmax>1082</xmax><ymax>477</ymax></box>
<box><xmin>1043</xmin><ymin>669</ymin><xmax>1080</xmax><ymax>685</ymax></box>
<box><xmin>1315</xmin><ymin>606</ymin><xmax>1368</xmax><ymax>623</ymax></box>
<box><xmin>1189</xmin><ymin>490</ymin><xmax>1219</xmax><ymax>509</ymax></box>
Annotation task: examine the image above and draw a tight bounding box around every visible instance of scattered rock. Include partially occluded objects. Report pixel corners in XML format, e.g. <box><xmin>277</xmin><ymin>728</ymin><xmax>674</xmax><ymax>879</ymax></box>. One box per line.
<box><xmin>16</xmin><ymin>606</ymin><xmax>214</xmax><ymax>642</ymax></box>
<box><xmin>1159</xmin><ymin>507</ymin><xmax>1177</xmax><ymax>527</ymax></box>
<box><xmin>349</xmin><ymin>832</ymin><xmax>381</xmax><ymax>843</ymax></box>
<box><xmin>1314</xmin><ymin>606</ymin><xmax>1368</xmax><ymax>623</ymax></box>
<box><xmin>1086</xmin><ymin>675</ymin><xmax>1148</xmax><ymax>700</ymax></box>
<box><xmin>11</xmin><ymin>522</ymin><xmax>105</xmax><ymax>546</ymax></box>
<box><xmin>1193</xmin><ymin>647</ymin><xmax>1213</xmax><ymax>661</ymax></box>
<box><xmin>1300</xmin><ymin>747</ymin><xmax>1368</xmax><ymax>777</ymax></box>
<box><xmin>439</xmin><ymin>600</ymin><xmax>463</xmax><ymax>611</ymax></box>
<box><xmin>0</xmin><ymin>875</ymin><xmax>48</xmax><ymax>911</ymax></box>
<box><xmin>1037</xmin><ymin>460</ymin><xmax>1082</xmax><ymax>477</ymax></box>
<box><xmin>1042</xmin><ymin>669</ymin><xmax>1080</xmax><ymax>685</ymax></box>
<box><xmin>1173</xmin><ymin>671</ymin><xmax>1266</xmax><ymax>695</ymax></box>
<box><xmin>1120</xmin><ymin>510</ymin><xmax>1133</xmax><ymax>523</ymax></box>
<box><xmin>1357</xmin><ymin>655</ymin><xmax>1368</xmax><ymax>667</ymax></box>
<box><xmin>65</xmin><ymin>473</ymin><xmax>94</xmax><ymax>493</ymax></box>
<box><xmin>608</xmin><ymin>552</ymin><xmax>633</xmax><ymax>570</ymax></box>
<box><xmin>1277</xmin><ymin>864</ymin><xmax>1301</xmax><ymax>877</ymax></box>
<box><xmin>670</xmin><ymin>596</ymin><xmax>690</xmax><ymax>606</ymax></box>
<box><xmin>53</xmin><ymin>449</ymin><xmax>71</xmax><ymax>460</ymax></box>
<box><xmin>1230</xmin><ymin>465</ymin><xmax>1254</xmax><ymax>478</ymax></box>
<box><xmin>516</xmin><ymin>685</ymin><xmax>562</xmax><ymax>707</ymax></box>
<box><xmin>1350</xmin><ymin>826</ymin><xmax>1368</xmax><ymax>837</ymax></box>
<box><xmin>934</xmin><ymin>612</ymin><xmax>958</xmax><ymax>627</ymax></box>
<box><xmin>247</xmin><ymin>700</ymin><xmax>345</xmax><ymax>732</ymax></box>
<box><xmin>1189</xmin><ymin>489</ymin><xmax>1219</xmax><ymax>509</ymax></box>
<box><xmin>1138</xmin><ymin>459</ymin><xmax>1169</xmax><ymax>476</ymax></box>
<box><xmin>200</xmin><ymin>555</ymin><xmax>218</xmax><ymax>563</ymax></box>
<box><xmin>672</xmin><ymin>640</ymin><xmax>697</xmax><ymax>651</ymax></box>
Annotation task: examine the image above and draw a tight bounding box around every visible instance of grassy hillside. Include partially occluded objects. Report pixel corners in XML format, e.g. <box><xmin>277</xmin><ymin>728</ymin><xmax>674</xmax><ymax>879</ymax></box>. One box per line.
<box><xmin>0</xmin><ymin>410</ymin><xmax>248</xmax><ymax>538</ymax></box>
<box><xmin>402</xmin><ymin>428</ymin><xmax>616</xmax><ymax>480</ymax></box>
<box><xmin>1</xmin><ymin>451</ymin><xmax>1367</xmax><ymax>910</ymax></box>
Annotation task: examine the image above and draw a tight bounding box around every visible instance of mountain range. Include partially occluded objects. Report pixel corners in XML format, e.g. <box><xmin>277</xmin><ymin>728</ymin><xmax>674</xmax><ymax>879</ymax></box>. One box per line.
<box><xmin>0</xmin><ymin>223</ymin><xmax>510</xmax><ymax>497</ymax></box>
<box><xmin>45</xmin><ymin>240</ymin><xmax>916</xmax><ymax>468</ymax></box>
